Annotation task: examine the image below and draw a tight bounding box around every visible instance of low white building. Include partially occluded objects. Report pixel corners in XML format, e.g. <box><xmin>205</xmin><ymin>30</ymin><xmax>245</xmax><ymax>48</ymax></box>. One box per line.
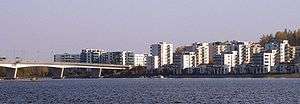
<box><xmin>187</xmin><ymin>65</ymin><xmax>228</xmax><ymax>75</ymax></box>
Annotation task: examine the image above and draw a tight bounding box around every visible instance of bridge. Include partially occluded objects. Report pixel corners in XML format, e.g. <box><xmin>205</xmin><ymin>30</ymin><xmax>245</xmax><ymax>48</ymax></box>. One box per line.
<box><xmin>0</xmin><ymin>62</ymin><xmax>132</xmax><ymax>79</ymax></box>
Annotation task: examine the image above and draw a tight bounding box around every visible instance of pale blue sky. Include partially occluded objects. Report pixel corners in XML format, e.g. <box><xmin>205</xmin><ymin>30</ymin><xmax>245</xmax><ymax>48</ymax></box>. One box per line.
<box><xmin>0</xmin><ymin>0</ymin><xmax>300</xmax><ymax>60</ymax></box>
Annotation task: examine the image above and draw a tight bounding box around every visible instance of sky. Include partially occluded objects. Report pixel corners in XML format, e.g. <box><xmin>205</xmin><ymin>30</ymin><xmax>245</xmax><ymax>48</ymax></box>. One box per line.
<box><xmin>0</xmin><ymin>0</ymin><xmax>300</xmax><ymax>61</ymax></box>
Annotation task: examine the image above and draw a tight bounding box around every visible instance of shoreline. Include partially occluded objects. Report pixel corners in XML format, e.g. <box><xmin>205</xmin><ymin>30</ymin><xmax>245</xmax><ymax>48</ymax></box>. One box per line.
<box><xmin>112</xmin><ymin>73</ymin><xmax>300</xmax><ymax>78</ymax></box>
<box><xmin>1</xmin><ymin>73</ymin><xmax>300</xmax><ymax>80</ymax></box>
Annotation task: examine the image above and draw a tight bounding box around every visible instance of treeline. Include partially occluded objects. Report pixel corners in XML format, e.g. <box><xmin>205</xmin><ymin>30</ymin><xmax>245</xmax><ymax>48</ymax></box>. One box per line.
<box><xmin>259</xmin><ymin>29</ymin><xmax>300</xmax><ymax>46</ymax></box>
<box><xmin>116</xmin><ymin>66</ymin><xmax>148</xmax><ymax>77</ymax></box>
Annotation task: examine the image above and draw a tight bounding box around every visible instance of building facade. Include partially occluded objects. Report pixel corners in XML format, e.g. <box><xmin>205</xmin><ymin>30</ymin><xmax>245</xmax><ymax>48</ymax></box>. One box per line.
<box><xmin>280</xmin><ymin>40</ymin><xmax>296</xmax><ymax>63</ymax></box>
<box><xmin>173</xmin><ymin>52</ymin><xmax>196</xmax><ymax>74</ymax></box>
<box><xmin>133</xmin><ymin>54</ymin><xmax>148</xmax><ymax>66</ymax></box>
<box><xmin>54</xmin><ymin>53</ymin><xmax>81</xmax><ymax>63</ymax></box>
<box><xmin>193</xmin><ymin>42</ymin><xmax>212</xmax><ymax>65</ymax></box>
<box><xmin>150</xmin><ymin>42</ymin><xmax>173</xmax><ymax>67</ymax></box>
<box><xmin>213</xmin><ymin>51</ymin><xmax>238</xmax><ymax>73</ymax></box>
<box><xmin>251</xmin><ymin>50</ymin><xmax>278</xmax><ymax>73</ymax></box>
<box><xmin>146</xmin><ymin>55</ymin><xmax>159</xmax><ymax>73</ymax></box>
<box><xmin>80</xmin><ymin>49</ymin><xmax>105</xmax><ymax>63</ymax></box>
<box><xmin>101</xmin><ymin>51</ymin><xmax>135</xmax><ymax>65</ymax></box>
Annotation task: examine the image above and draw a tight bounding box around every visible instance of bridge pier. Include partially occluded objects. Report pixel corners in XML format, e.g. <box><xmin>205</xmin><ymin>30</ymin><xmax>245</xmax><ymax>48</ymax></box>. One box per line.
<box><xmin>13</xmin><ymin>68</ymin><xmax>18</xmax><ymax>79</ymax></box>
<box><xmin>98</xmin><ymin>68</ymin><xmax>102</xmax><ymax>78</ymax></box>
<box><xmin>5</xmin><ymin>68</ymin><xmax>18</xmax><ymax>79</ymax></box>
<box><xmin>60</xmin><ymin>68</ymin><xmax>65</xmax><ymax>79</ymax></box>
<box><xmin>52</xmin><ymin>68</ymin><xmax>65</xmax><ymax>79</ymax></box>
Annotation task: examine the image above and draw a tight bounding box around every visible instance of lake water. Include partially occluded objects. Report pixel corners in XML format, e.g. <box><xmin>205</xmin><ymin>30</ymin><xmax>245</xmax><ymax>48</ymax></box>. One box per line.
<box><xmin>0</xmin><ymin>78</ymin><xmax>299</xmax><ymax>104</ymax></box>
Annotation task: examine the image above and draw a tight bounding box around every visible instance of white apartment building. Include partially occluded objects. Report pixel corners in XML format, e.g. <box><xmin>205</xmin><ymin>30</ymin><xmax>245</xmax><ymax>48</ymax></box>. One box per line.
<box><xmin>251</xmin><ymin>50</ymin><xmax>278</xmax><ymax>73</ymax></box>
<box><xmin>134</xmin><ymin>54</ymin><xmax>148</xmax><ymax>66</ymax></box>
<box><xmin>54</xmin><ymin>53</ymin><xmax>81</xmax><ymax>63</ymax></box>
<box><xmin>213</xmin><ymin>51</ymin><xmax>238</xmax><ymax>73</ymax></box>
<box><xmin>193</xmin><ymin>42</ymin><xmax>212</xmax><ymax>65</ymax></box>
<box><xmin>238</xmin><ymin>43</ymin><xmax>251</xmax><ymax>65</ymax></box>
<box><xmin>150</xmin><ymin>42</ymin><xmax>173</xmax><ymax>67</ymax></box>
<box><xmin>215</xmin><ymin>44</ymin><xmax>228</xmax><ymax>55</ymax></box>
<box><xmin>173</xmin><ymin>52</ymin><xmax>196</xmax><ymax>74</ymax></box>
<box><xmin>80</xmin><ymin>49</ymin><xmax>105</xmax><ymax>63</ymax></box>
<box><xmin>210</xmin><ymin>42</ymin><xmax>229</xmax><ymax>55</ymax></box>
<box><xmin>280</xmin><ymin>40</ymin><xmax>296</xmax><ymax>63</ymax></box>
<box><xmin>250</xmin><ymin>43</ymin><xmax>262</xmax><ymax>54</ymax></box>
<box><xmin>263</xmin><ymin>50</ymin><xmax>278</xmax><ymax>72</ymax></box>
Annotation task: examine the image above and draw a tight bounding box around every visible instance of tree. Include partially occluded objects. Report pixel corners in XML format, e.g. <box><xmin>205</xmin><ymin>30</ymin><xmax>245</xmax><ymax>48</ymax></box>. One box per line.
<box><xmin>259</xmin><ymin>34</ymin><xmax>274</xmax><ymax>46</ymax></box>
<box><xmin>274</xmin><ymin>29</ymin><xmax>300</xmax><ymax>46</ymax></box>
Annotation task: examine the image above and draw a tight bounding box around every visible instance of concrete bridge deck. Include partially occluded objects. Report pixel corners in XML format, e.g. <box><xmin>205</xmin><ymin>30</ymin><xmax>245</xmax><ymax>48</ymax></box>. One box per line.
<box><xmin>0</xmin><ymin>62</ymin><xmax>131</xmax><ymax>79</ymax></box>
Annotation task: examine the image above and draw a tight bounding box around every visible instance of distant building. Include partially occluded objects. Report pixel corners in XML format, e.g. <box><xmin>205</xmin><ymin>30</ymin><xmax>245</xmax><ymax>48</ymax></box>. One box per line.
<box><xmin>80</xmin><ymin>49</ymin><xmax>105</xmax><ymax>63</ymax></box>
<box><xmin>190</xmin><ymin>65</ymin><xmax>227</xmax><ymax>75</ymax></box>
<box><xmin>0</xmin><ymin>57</ymin><xmax>6</xmax><ymax>61</ymax></box>
<box><xmin>149</xmin><ymin>42</ymin><xmax>173</xmax><ymax>67</ymax></box>
<box><xmin>175</xmin><ymin>45</ymin><xmax>195</xmax><ymax>53</ymax></box>
<box><xmin>279</xmin><ymin>40</ymin><xmax>296</xmax><ymax>63</ymax></box>
<box><xmin>101</xmin><ymin>51</ymin><xmax>134</xmax><ymax>65</ymax></box>
<box><xmin>213</xmin><ymin>51</ymin><xmax>238</xmax><ymax>73</ymax></box>
<box><xmin>265</xmin><ymin>42</ymin><xmax>280</xmax><ymax>51</ymax></box>
<box><xmin>54</xmin><ymin>53</ymin><xmax>80</xmax><ymax>63</ymax></box>
<box><xmin>193</xmin><ymin>42</ymin><xmax>212</xmax><ymax>65</ymax></box>
<box><xmin>263</xmin><ymin>40</ymin><xmax>296</xmax><ymax>63</ymax></box>
<box><xmin>146</xmin><ymin>55</ymin><xmax>159</xmax><ymax>73</ymax></box>
<box><xmin>173</xmin><ymin>52</ymin><xmax>196</xmax><ymax>74</ymax></box>
<box><xmin>237</xmin><ymin>42</ymin><xmax>251</xmax><ymax>65</ymax></box>
<box><xmin>134</xmin><ymin>54</ymin><xmax>148</xmax><ymax>66</ymax></box>
<box><xmin>249</xmin><ymin>43</ymin><xmax>262</xmax><ymax>62</ymax></box>
<box><xmin>294</xmin><ymin>46</ymin><xmax>300</xmax><ymax>64</ymax></box>
<box><xmin>210</xmin><ymin>41</ymin><xmax>231</xmax><ymax>55</ymax></box>
<box><xmin>251</xmin><ymin>50</ymin><xmax>278</xmax><ymax>73</ymax></box>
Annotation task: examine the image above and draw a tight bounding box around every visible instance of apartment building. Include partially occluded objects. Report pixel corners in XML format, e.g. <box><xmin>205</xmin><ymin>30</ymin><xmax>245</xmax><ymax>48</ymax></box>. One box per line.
<box><xmin>251</xmin><ymin>50</ymin><xmax>278</xmax><ymax>73</ymax></box>
<box><xmin>150</xmin><ymin>42</ymin><xmax>173</xmax><ymax>67</ymax></box>
<box><xmin>54</xmin><ymin>53</ymin><xmax>80</xmax><ymax>63</ymax></box>
<box><xmin>101</xmin><ymin>51</ymin><xmax>134</xmax><ymax>65</ymax></box>
<box><xmin>146</xmin><ymin>55</ymin><xmax>159</xmax><ymax>73</ymax></box>
<box><xmin>80</xmin><ymin>49</ymin><xmax>105</xmax><ymax>63</ymax></box>
<box><xmin>280</xmin><ymin>40</ymin><xmax>296</xmax><ymax>63</ymax></box>
<box><xmin>173</xmin><ymin>52</ymin><xmax>196</xmax><ymax>74</ymax></box>
<box><xmin>213</xmin><ymin>51</ymin><xmax>238</xmax><ymax>73</ymax></box>
<box><xmin>193</xmin><ymin>42</ymin><xmax>212</xmax><ymax>65</ymax></box>
<box><xmin>134</xmin><ymin>54</ymin><xmax>148</xmax><ymax>66</ymax></box>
